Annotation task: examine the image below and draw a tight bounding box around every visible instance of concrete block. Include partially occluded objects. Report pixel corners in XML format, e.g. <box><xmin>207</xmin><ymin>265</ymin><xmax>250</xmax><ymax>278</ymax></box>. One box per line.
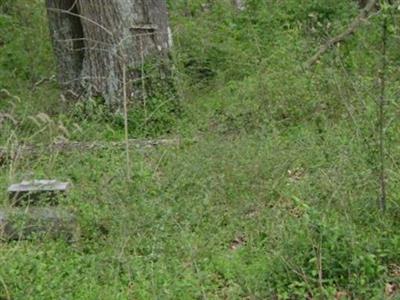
<box><xmin>8</xmin><ymin>180</ymin><xmax>70</xmax><ymax>206</ymax></box>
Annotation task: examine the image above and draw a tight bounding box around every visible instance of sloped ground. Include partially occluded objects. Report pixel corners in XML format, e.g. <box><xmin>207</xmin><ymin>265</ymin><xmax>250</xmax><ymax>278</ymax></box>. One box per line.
<box><xmin>0</xmin><ymin>0</ymin><xmax>400</xmax><ymax>298</ymax></box>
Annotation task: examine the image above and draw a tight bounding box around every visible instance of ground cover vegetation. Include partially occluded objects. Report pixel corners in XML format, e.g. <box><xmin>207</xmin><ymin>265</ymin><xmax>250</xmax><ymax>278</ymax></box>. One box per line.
<box><xmin>0</xmin><ymin>0</ymin><xmax>400</xmax><ymax>298</ymax></box>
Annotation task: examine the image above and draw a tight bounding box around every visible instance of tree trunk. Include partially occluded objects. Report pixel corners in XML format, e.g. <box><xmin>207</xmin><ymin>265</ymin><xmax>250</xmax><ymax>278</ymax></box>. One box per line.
<box><xmin>46</xmin><ymin>0</ymin><xmax>171</xmax><ymax>109</ymax></box>
<box><xmin>46</xmin><ymin>0</ymin><xmax>85</xmax><ymax>93</ymax></box>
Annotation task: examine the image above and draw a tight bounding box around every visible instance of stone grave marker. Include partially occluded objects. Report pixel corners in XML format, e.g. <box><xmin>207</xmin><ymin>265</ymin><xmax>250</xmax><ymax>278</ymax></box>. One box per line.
<box><xmin>1</xmin><ymin>180</ymin><xmax>79</xmax><ymax>242</ymax></box>
<box><xmin>0</xmin><ymin>207</ymin><xmax>79</xmax><ymax>242</ymax></box>
<box><xmin>8</xmin><ymin>180</ymin><xmax>70</xmax><ymax>206</ymax></box>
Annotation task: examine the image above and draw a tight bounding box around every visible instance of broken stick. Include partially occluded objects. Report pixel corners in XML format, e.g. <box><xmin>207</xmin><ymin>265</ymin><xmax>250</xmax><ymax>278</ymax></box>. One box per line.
<box><xmin>305</xmin><ymin>0</ymin><xmax>377</xmax><ymax>68</ymax></box>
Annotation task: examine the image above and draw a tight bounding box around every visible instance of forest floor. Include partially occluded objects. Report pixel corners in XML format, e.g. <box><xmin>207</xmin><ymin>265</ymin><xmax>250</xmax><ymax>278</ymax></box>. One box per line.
<box><xmin>0</xmin><ymin>83</ymin><xmax>399</xmax><ymax>299</ymax></box>
<box><xmin>1</xmin><ymin>1</ymin><xmax>400</xmax><ymax>299</ymax></box>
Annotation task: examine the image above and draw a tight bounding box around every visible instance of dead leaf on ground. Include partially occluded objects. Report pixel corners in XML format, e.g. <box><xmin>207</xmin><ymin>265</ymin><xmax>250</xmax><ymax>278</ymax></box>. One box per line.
<box><xmin>274</xmin><ymin>197</ymin><xmax>304</xmax><ymax>218</ymax></box>
<box><xmin>245</xmin><ymin>205</ymin><xmax>263</xmax><ymax>219</ymax></box>
<box><xmin>229</xmin><ymin>235</ymin><xmax>246</xmax><ymax>251</ymax></box>
<box><xmin>389</xmin><ymin>264</ymin><xmax>400</xmax><ymax>277</ymax></box>
<box><xmin>335</xmin><ymin>291</ymin><xmax>349</xmax><ymax>299</ymax></box>
<box><xmin>385</xmin><ymin>282</ymin><xmax>398</xmax><ymax>298</ymax></box>
<box><xmin>287</xmin><ymin>168</ymin><xmax>306</xmax><ymax>183</ymax></box>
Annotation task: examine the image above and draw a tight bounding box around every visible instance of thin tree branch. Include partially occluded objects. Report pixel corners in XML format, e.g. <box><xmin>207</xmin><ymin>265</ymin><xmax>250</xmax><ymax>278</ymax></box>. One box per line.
<box><xmin>46</xmin><ymin>7</ymin><xmax>113</xmax><ymax>37</ymax></box>
<box><xmin>305</xmin><ymin>0</ymin><xmax>377</xmax><ymax>68</ymax></box>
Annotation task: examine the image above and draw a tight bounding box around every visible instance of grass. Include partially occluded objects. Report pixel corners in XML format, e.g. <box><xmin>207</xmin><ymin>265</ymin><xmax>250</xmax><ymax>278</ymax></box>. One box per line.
<box><xmin>0</xmin><ymin>0</ymin><xmax>400</xmax><ymax>299</ymax></box>
<box><xmin>1</xmin><ymin>124</ymin><xmax>399</xmax><ymax>299</ymax></box>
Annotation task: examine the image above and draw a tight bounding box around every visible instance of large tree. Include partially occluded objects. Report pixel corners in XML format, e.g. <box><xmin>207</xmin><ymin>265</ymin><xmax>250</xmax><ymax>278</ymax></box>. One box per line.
<box><xmin>46</xmin><ymin>0</ymin><xmax>171</xmax><ymax>109</ymax></box>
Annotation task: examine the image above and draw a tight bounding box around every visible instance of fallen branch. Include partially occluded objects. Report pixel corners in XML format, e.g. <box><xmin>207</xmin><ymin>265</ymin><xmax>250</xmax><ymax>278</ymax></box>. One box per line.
<box><xmin>305</xmin><ymin>0</ymin><xmax>377</xmax><ymax>68</ymax></box>
<box><xmin>0</xmin><ymin>138</ymin><xmax>183</xmax><ymax>162</ymax></box>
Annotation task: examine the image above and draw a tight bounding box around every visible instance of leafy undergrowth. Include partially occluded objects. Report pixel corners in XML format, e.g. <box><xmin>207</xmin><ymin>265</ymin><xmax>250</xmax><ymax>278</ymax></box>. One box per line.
<box><xmin>1</xmin><ymin>127</ymin><xmax>400</xmax><ymax>299</ymax></box>
<box><xmin>1</xmin><ymin>0</ymin><xmax>400</xmax><ymax>299</ymax></box>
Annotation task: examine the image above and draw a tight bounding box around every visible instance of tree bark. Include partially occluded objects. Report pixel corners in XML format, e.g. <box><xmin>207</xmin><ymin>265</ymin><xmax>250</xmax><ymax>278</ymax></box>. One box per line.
<box><xmin>46</xmin><ymin>0</ymin><xmax>171</xmax><ymax>109</ymax></box>
<box><xmin>46</xmin><ymin>0</ymin><xmax>85</xmax><ymax>93</ymax></box>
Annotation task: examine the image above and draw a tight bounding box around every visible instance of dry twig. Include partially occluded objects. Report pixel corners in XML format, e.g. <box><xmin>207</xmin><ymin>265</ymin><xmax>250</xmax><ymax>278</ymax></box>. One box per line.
<box><xmin>305</xmin><ymin>0</ymin><xmax>378</xmax><ymax>68</ymax></box>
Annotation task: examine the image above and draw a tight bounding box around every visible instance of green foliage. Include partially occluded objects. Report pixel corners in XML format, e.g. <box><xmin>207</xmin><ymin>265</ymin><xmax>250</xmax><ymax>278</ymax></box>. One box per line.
<box><xmin>0</xmin><ymin>0</ymin><xmax>54</xmax><ymax>87</ymax></box>
<box><xmin>0</xmin><ymin>0</ymin><xmax>400</xmax><ymax>299</ymax></box>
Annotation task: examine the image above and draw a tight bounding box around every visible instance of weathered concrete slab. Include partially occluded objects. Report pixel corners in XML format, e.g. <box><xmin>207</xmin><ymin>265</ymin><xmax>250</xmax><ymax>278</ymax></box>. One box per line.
<box><xmin>0</xmin><ymin>207</ymin><xmax>79</xmax><ymax>242</ymax></box>
<box><xmin>8</xmin><ymin>180</ymin><xmax>70</xmax><ymax>206</ymax></box>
